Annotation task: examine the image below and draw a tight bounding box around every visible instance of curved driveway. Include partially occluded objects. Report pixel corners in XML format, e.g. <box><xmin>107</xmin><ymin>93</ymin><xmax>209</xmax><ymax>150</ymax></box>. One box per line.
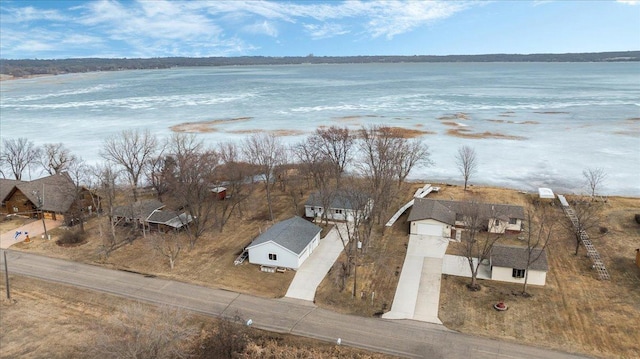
<box><xmin>0</xmin><ymin>250</ymin><xmax>588</xmax><ymax>359</ymax></box>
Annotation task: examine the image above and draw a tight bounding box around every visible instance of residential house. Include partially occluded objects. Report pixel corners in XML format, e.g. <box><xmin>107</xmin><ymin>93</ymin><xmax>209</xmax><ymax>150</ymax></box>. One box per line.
<box><xmin>246</xmin><ymin>216</ymin><xmax>321</xmax><ymax>270</ymax></box>
<box><xmin>146</xmin><ymin>209</ymin><xmax>193</xmax><ymax>232</ymax></box>
<box><xmin>304</xmin><ymin>190</ymin><xmax>372</xmax><ymax>222</ymax></box>
<box><xmin>490</xmin><ymin>244</ymin><xmax>548</xmax><ymax>286</ymax></box>
<box><xmin>1</xmin><ymin>173</ymin><xmax>97</xmax><ymax>224</ymax></box>
<box><xmin>112</xmin><ymin>199</ymin><xmax>164</xmax><ymax>227</ymax></box>
<box><xmin>407</xmin><ymin>198</ymin><xmax>525</xmax><ymax>238</ymax></box>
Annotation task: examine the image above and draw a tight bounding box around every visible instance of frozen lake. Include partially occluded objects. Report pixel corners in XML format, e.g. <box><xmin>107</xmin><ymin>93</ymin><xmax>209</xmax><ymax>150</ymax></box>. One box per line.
<box><xmin>1</xmin><ymin>62</ymin><xmax>639</xmax><ymax>195</ymax></box>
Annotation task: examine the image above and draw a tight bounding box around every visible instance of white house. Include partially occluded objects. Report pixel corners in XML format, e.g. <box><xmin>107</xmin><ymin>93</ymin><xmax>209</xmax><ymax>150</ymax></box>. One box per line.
<box><xmin>246</xmin><ymin>216</ymin><xmax>321</xmax><ymax>270</ymax></box>
<box><xmin>304</xmin><ymin>190</ymin><xmax>372</xmax><ymax>222</ymax></box>
<box><xmin>407</xmin><ymin>198</ymin><xmax>525</xmax><ymax>238</ymax></box>
<box><xmin>490</xmin><ymin>244</ymin><xmax>548</xmax><ymax>286</ymax></box>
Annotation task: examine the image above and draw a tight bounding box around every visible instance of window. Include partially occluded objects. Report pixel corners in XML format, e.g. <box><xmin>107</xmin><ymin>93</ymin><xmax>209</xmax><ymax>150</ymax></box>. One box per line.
<box><xmin>268</xmin><ymin>253</ymin><xmax>277</xmax><ymax>261</ymax></box>
<box><xmin>509</xmin><ymin>218</ymin><xmax>517</xmax><ymax>225</ymax></box>
<box><xmin>335</xmin><ymin>209</ymin><xmax>343</xmax><ymax>214</ymax></box>
<box><xmin>512</xmin><ymin>268</ymin><xmax>525</xmax><ymax>278</ymax></box>
<box><xmin>13</xmin><ymin>206</ymin><xmax>18</xmax><ymax>213</ymax></box>
<box><xmin>494</xmin><ymin>219</ymin><xmax>500</xmax><ymax>226</ymax></box>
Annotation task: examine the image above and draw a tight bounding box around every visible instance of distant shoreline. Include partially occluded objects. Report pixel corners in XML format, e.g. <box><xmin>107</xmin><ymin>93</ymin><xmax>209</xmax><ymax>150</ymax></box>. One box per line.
<box><xmin>2</xmin><ymin>51</ymin><xmax>639</xmax><ymax>78</ymax></box>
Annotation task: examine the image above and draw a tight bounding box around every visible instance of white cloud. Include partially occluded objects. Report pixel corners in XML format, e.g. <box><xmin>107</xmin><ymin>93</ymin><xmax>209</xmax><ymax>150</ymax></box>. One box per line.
<box><xmin>243</xmin><ymin>20</ymin><xmax>279</xmax><ymax>37</ymax></box>
<box><xmin>616</xmin><ymin>0</ymin><xmax>639</xmax><ymax>4</ymax></box>
<box><xmin>303</xmin><ymin>23</ymin><xmax>350</xmax><ymax>39</ymax></box>
<box><xmin>1</xmin><ymin>5</ymin><xmax>67</xmax><ymax>23</ymax></box>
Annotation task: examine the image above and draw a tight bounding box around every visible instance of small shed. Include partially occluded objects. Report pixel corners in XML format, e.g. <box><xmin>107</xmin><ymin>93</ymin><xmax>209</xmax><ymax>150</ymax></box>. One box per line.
<box><xmin>211</xmin><ymin>186</ymin><xmax>227</xmax><ymax>200</ymax></box>
<box><xmin>490</xmin><ymin>244</ymin><xmax>548</xmax><ymax>286</ymax></box>
<box><xmin>246</xmin><ymin>216</ymin><xmax>321</xmax><ymax>270</ymax></box>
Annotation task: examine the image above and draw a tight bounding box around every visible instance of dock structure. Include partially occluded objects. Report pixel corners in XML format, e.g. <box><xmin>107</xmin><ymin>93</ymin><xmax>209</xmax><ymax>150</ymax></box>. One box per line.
<box><xmin>385</xmin><ymin>184</ymin><xmax>439</xmax><ymax>227</ymax></box>
<box><xmin>558</xmin><ymin>195</ymin><xmax>610</xmax><ymax>280</ymax></box>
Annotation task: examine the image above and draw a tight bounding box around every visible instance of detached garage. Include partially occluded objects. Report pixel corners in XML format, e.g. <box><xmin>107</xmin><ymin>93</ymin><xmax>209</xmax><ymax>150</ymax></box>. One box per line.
<box><xmin>247</xmin><ymin>216</ymin><xmax>321</xmax><ymax>270</ymax></box>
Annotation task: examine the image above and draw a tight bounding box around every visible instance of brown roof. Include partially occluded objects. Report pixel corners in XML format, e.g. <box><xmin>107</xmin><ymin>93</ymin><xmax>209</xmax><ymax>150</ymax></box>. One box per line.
<box><xmin>2</xmin><ymin>173</ymin><xmax>79</xmax><ymax>213</ymax></box>
<box><xmin>0</xmin><ymin>178</ymin><xmax>26</xmax><ymax>203</ymax></box>
<box><xmin>491</xmin><ymin>244</ymin><xmax>548</xmax><ymax>271</ymax></box>
<box><xmin>407</xmin><ymin>198</ymin><xmax>525</xmax><ymax>224</ymax></box>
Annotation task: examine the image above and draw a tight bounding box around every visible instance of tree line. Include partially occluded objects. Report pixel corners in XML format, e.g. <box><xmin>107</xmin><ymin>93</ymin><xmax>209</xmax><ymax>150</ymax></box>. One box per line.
<box><xmin>2</xmin><ymin>51</ymin><xmax>639</xmax><ymax>77</ymax></box>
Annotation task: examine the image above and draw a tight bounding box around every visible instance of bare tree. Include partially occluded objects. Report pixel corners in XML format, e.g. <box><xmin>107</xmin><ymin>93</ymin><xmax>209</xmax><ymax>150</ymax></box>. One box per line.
<box><xmin>64</xmin><ymin>158</ymin><xmax>89</xmax><ymax>232</ymax></box>
<box><xmin>521</xmin><ymin>209</ymin><xmax>554</xmax><ymax>295</ymax></box>
<box><xmin>165</xmin><ymin>134</ymin><xmax>219</xmax><ymax>249</ymax></box>
<box><xmin>455</xmin><ymin>145</ymin><xmax>478</xmax><ymax>191</ymax></box>
<box><xmin>101</xmin><ymin>129</ymin><xmax>158</xmax><ymax>201</ymax></box>
<box><xmin>309</xmin><ymin>126</ymin><xmax>354</xmax><ymax>186</ymax></box>
<box><xmin>583</xmin><ymin>167</ymin><xmax>607</xmax><ymax>199</ymax></box>
<box><xmin>88</xmin><ymin>303</ymin><xmax>196</xmax><ymax>359</ymax></box>
<box><xmin>1</xmin><ymin>137</ymin><xmax>40</xmax><ymax>180</ymax></box>
<box><xmin>459</xmin><ymin>200</ymin><xmax>503</xmax><ymax>290</ymax></box>
<box><xmin>198</xmin><ymin>313</ymin><xmax>249</xmax><ymax>358</ymax></box>
<box><xmin>357</xmin><ymin>125</ymin><xmax>407</xmax><ymax>224</ymax></box>
<box><xmin>90</xmin><ymin>162</ymin><xmax>122</xmax><ymax>259</ymax></box>
<box><xmin>564</xmin><ymin>199</ymin><xmax>603</xmax><ymax>255</ymax></box>
<box><xmin>395</xmin><ymin>138</ymin><xmax>432</xmax><ymax>186</ymax></box>
<box><xmin>334</xmin><ymin>181</ymin><xmax>375</xmax><ymax>296</ymax></box>
<box><xmin>150</xmin><ymin>231</ymin><xmax>183</xmax><ymax>270</ymax></box>
<box><xmin>213</xmin><ymin>142</ymin><xmax>253</xmax><ymax>231</ymax></box>
<box><xmin>39</xmin><ymin>143</ymin><xmax>77</xmax><ymax>175</ymax></box>
<box><xmin>243</xmin><ymin>133</ymin><xmax>286</xmax><ymax>222</ymax></box>
<box><xmin>291</xmin><ymin>140</ymin><xmax>332</xmax><ymax>190</ymax></box>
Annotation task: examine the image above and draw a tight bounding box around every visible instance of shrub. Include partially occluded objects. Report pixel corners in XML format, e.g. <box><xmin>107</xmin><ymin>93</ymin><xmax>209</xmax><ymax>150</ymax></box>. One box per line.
<box><xmin>57</xmin><ymin>230</ymin><xmax>87</xmax><ymax>246</ymax></box>
<box><xmin>635</xmin><ymin>214</ymin><xmax>640</xmax><ymax>225</ymax></box>
<box><xmin>599</xmin><ymin>226</ymin><xmax>608</xmax><ymax>234</ymax></box>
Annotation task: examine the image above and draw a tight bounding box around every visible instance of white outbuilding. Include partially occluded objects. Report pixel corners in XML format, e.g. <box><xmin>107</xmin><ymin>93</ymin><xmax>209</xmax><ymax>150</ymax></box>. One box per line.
<box><xmin>490</xmin><ymin>244</ymin><xmax>548</xmax><ymax>286</ymax></box>
<box><xmin>246</xmin><ymin>216</ymin><xmax>321</xmax><ymax>270</ymax></box>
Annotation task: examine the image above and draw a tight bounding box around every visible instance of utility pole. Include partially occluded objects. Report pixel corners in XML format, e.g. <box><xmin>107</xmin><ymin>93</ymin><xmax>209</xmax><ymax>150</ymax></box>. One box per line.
<box><xmin>33</xmin><ymin>188</ymin><xmax>48</xmax><ymax>239</ymax></box>
<box><xmin>3</xmin><ymin>251</ymin><xmax>10</xmax><ymax>300</ymax></box>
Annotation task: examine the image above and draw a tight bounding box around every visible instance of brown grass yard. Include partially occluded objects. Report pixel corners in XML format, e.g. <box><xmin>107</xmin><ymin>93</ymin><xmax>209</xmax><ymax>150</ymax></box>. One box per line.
<box><xmin>4</xmin><ymin>181</ymin><xmax>640</xmax><ymax>358</ymax></box>
<box><xmin>0</xmin><ymin>276</ymin><xmax>396</xmax><ymax>359</ymax></box>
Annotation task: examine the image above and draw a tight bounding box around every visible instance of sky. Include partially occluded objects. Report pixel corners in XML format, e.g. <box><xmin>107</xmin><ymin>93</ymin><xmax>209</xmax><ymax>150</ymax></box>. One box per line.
<box><xmin>0</xmin><ymin>0</ymin><xmax>639</xmax><ymax>59</ymax></box>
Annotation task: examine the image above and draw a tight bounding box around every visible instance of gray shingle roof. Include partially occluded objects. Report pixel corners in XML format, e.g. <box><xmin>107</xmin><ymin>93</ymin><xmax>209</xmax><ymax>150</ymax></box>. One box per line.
<box><xmin>247</xmin><ymin>216</ymin><xmax>321</xmax><ymax>255</ymax></box>
<box><xmin>305</xmin><ymin>190</ymin><xmax>369</xmax><ymax>211</ymax></box>
<box><xmin>147</xmin><ymin>209</ymin><xmax>192</xmax><ymax>228</ymax></box>
<box><xmin>113</xmin><ymin>199</ymin><xmax>164</xmax><ymax>220</ymax></box>
<box><xmin>491</xmin><ymin>244</ymin><xmax>548</xmax><ymax>271</ymax></box>
<box><xmin>407</xmin><ymin>198</ymin><xmax>525</xmax><ymax>224</ymax></box>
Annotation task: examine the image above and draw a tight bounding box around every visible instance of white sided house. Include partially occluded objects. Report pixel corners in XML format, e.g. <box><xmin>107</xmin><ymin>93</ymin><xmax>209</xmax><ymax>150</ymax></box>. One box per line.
<box><xmin>247</xmin><ymin>216</ymin><xmax>321</xmax><ymax>270</ymax></box>
<box><xmin>304</xmin><ymin>190</ymin><xmax>372</xmax><ymax>222</ymax></box>
<box><xmin>490</xmin><ymin>244</ymin><xmax>548</xmax><ymax>286</ymax></box>
<box><xmin>407</xmin><ymin>198</ymin><xmax>525</xmax><ymax>239</ymax></box>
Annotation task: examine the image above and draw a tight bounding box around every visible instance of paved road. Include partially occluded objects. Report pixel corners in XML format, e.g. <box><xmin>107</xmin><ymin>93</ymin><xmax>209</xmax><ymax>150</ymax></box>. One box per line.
<box><xmin>0</xmin><ymin>250</ymin><xmax>588</xmax><ymax>359</ymax></box>
<box><xmin>286</xmin><ymin>223</ymin><xmax>347</xmax><ymax>301</ymax></box>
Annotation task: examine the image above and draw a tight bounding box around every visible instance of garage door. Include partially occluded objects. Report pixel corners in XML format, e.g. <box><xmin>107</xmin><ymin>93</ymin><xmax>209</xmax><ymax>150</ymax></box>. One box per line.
<box><xmin>417</xmin><ymin>223</ymin><xmax>443</xmax><ymax>236</ymax></box>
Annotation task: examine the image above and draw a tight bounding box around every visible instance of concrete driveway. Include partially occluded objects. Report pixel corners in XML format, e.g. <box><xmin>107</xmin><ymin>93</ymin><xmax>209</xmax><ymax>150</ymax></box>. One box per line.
<box><xmin>285</xmin><ymin>223</ymin><xmax>348</xmax><ymax>301</ymax></box>
<box><xmin>0</xmin><ymin>219</ymin><xmax>61</xmax><ymax>249</ymax></box>
<box><xmin>442</xmin><ymin>255</ymin><xmax>491</xmax><ymax>280</ymax></box>
<box><xmin>383</xmin><ymin>234</ymin><xmax>449</xmax><ymax>324</ymax></box>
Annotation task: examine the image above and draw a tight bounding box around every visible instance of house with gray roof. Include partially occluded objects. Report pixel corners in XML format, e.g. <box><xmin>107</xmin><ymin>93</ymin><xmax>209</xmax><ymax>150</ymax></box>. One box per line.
<box><xmin>408</xmin><ymin>198</ymin><xmax>525</xmax><ymax>238</ymax></box>
<box><xmin>246</xmin><ymin>216</ymin><xmax>321</xmax><ymax>270</ymax></box>
<box><xmin>304</xmin><ymin>190</ymin><xmax>372</xmax><ymax>222</ymax></box>
<box><xmin>490</xmin><ymin>244</ymin><xmax>548</xmax><ymax>286</ymax></box>
<box><xmin>147</xmin><ymin>209</ymin><xmax>193</xmax><ymax>232</ymax></box>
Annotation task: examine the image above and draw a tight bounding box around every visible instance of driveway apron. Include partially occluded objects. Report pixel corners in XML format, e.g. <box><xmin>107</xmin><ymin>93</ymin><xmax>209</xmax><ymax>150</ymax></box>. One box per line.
<box><xmin>285</xmin><ymin>223</ymin><xmax>347</xmax><ymax>301</ymax></box>
<box><xmin>383</xmin><ymin>234</ymin><xmax>449</xmax><ymax>324</ymax></box>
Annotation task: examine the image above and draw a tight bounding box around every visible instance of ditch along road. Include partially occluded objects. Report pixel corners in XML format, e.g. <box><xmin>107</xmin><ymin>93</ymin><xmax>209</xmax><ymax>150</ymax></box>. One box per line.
<box><xmin>0</xmin><ymin>250</ymin><xmax>588</xmax><ymax>359</ymax></box>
